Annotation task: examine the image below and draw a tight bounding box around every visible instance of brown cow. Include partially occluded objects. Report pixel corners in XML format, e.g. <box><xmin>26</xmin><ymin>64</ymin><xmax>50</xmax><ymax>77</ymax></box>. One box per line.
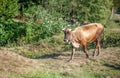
<box><xmin>62</xmin><ymin>23</ymin><xmax>104</xmax><ymax>61</ymax></box>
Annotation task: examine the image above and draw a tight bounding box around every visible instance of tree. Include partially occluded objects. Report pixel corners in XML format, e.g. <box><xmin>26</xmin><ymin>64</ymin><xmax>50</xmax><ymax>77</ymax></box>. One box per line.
<box><xmin>113</xmin><ymin>0</ymin><xmax>120</xmax><ymax>9</ymax></box>
<box><xmin>77</xmin><ymin>0</ymin><xmax>112</xmax><ymax>23</ymax></box>
<box><xmin>110</xmin><ymin>0</ymin><xmax>120</xmax><ymax>19</ymax></box>
<box><xmin>42</xmin><ymin>0</ymin><xmax>112</xmax><ymax>24</ymax></box>
<box><xmin>0</xmin><ymin>0</ymin><xmax>19</xmax><ymax>19</ymax></box>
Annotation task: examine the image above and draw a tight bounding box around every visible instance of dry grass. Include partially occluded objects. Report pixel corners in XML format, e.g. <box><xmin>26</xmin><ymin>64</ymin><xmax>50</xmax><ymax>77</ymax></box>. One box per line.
<box><xmin>0</xmin><ymin>47</ymin><xmax>120</xmax><ymax>78</ymax></box>
<box><xmin>37</xmin><ymin>47</ymin><xmax>120</xmax><ymax>78</ymax></box>
<box><xmin>0</xmin><ymin>48</ymin><xmax>40</xmax><ymax>78</ymax></box>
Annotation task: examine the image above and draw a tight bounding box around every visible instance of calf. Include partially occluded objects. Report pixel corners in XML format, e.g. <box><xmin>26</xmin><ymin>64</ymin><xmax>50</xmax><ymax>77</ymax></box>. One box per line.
<box><xmin>63</xmin><ymin>23</ymin><xmax>104</xmax><ymax>61</ymax></box>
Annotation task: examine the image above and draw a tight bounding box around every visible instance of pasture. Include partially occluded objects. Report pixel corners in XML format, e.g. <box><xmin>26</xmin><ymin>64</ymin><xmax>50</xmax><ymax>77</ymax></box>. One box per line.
<box><xmin>0</xmin><ymin>46</ymin><xmax>120</xmax><ymax>78</ymax></box>
<box><xmin>0</xmin><ymin>1</ymin><xmax>120</xmax><ymax>78</ymax></box>
<box><xmin>0</xmin><ymin>27</ymin><xmax>120</xmax><ymax>78</ymax></box>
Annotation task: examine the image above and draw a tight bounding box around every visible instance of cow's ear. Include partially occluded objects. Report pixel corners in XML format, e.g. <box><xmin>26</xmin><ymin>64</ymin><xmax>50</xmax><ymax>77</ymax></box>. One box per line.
<box><xmin>62</xmin><ymin>28</ymin><xmax>66</xmax><ymax>32</ymax></box>
<box><xmin>68</xmin><ymin>29</ymin><xmax>72</xmax><ymax>32</ymax></box>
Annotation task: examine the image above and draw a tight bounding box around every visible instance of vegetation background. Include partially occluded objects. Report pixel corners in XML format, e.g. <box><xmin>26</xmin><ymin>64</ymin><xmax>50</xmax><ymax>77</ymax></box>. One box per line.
<box><xmin>0</xmin><ymin>0</ymin><xmax>120</xmax><ymax>78</ymax></box>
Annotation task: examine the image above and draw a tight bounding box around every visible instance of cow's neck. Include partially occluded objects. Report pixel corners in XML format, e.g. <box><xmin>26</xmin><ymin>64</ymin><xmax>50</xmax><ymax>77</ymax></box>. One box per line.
<box><xmin>71</xmin><ymin>31</ymin><xmax>80</xmax><ymax>42</ymax></box>
<box><xmin>70</xmin><ymin>32</ymin><xmax>80</xmax><ymax>48</ymax></box>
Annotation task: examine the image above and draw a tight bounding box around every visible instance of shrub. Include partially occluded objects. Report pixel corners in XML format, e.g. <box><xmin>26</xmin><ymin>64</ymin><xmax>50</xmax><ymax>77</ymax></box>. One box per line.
<box><xmin>0</xmin><ymin>5</ymin><xmax>71</xmax><ymax>46</ymax></box>
<box><xmin>0</xmin><ymin>0</ymin><xmax>19</xmax><ymax>19</ymax></box>
<box><xmin>0</xmin><ymin>20</ymin><xmax>25</xmax><ymax>46</ymax></box>
<box><xmin>23</xmin><ymin>5</ymin><xmax>70</xmax><ymax>42</ymax></box>
<box><xmin>104</xmin><ymin>30</ymin><xmax>120</xmax><ymax>47</ymax></box>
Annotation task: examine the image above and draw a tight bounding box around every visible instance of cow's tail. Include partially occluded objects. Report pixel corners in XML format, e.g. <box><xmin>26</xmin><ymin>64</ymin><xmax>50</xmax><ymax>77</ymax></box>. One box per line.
<box><xmin>101</xmin><ymin>28</ymin><xmax>105</xmax><ymax>48</ymax></box>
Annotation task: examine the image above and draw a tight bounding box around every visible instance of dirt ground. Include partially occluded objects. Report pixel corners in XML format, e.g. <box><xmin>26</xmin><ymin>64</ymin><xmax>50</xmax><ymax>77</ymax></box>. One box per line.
<box><xmin>0</xmin><ymin>47</ymin><xmax>120</xmax><ymax>78</ymax></box>
<box><xmin>38</xmin><ymin>47</ymin><xmax>120</xmax><ymax>78</ymax></box>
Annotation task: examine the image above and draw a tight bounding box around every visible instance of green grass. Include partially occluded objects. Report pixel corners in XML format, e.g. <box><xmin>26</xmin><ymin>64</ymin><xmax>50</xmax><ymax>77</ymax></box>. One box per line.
<box><xmin>1</xmin><ymin>47</ymin><xmax>120</xmax><ymax>78</ymax></box>
<box><xmin>1</xmin><ymin>65</ymin><xmax>120</xmax><ymax>78</ymax></box>
<box><xmin>22</xmin><ymin>72</ymin><xmax>64</xmax><ymax>78</ymax></box>
<box><xmin>1</xmin><ymin>18</ymin><xmax>120</xmax><ymax>78</ymax></box>
<box><xmin>0</xmin><ymin>71</ymin><xmax>96</xmax><ymax>78</ymax></box>
<box><xmin>12</xmin><ymin>70</ymin><xmax>97</xmax><ymax>78</ymax></box>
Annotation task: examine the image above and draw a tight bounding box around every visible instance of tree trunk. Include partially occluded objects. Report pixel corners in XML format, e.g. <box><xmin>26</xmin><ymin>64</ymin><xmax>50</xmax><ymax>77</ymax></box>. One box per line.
<box><xmin>110</xmin><ymin>7</ymin><xmax>114</xmax><ymax>20</ymax></box>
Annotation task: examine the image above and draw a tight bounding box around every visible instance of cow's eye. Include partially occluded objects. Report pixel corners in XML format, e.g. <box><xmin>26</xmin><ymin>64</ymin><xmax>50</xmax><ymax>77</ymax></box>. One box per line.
<box><xmin>66</xmin><ymin>31</ymin><xmax>69</xmax><ymax>34</ymax></box>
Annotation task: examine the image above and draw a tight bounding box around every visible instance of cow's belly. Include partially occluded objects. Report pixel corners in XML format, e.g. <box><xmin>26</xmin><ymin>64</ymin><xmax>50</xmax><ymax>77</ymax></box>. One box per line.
<box><xmin>87</xmin><ymin>34</ymin><xmax>97</xmax><ymax>43</ymax></box>
<box><xmin>82</xmin><ymin>32</ymin><xmax>97</xmax><ymax>43</ymax></box>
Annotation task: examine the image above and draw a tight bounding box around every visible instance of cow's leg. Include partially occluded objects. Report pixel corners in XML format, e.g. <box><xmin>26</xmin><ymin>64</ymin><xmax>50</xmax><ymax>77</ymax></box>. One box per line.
<box><xmin>83</xmin><ymin>44</ymin><xmax>89</xmax><ymax>58</ymax></box>
<box><xmin>93</xmin><ymin>39</ymin><xmax>100</xmax><ymax>56</ymax></box>
<box><xmin>68</xmin><ymin>46</ymin><xmax>75</xmax><ymax>62</ymax></box>
<box><xmin>97</xmin><ymin>39</ymin><xmax>100</xmax><ymax>56</ymax></box>
<box><xmin>93</xmin><ymin>40</ymin><xmax>97</xmax><ymax>56</ymax></box>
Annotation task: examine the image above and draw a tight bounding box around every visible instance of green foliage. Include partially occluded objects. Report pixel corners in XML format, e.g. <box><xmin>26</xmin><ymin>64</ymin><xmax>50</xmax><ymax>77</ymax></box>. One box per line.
<box><xmin>0</xmin><ymin>0</ymin><xmax>19</xmax><ymax>19</ymax></box>
<box><xmin>105</xmin><ymin>19</ymin><xmax>120</xmax><ymax>28</ymax></box>
<box><xmin>0</xmin><ymin>5</ymin><xmax>70</xmax><ymax>46</ymax></box>
<box><xmin>18</xmin><ymin>0</ymin><xmax>41</xmax><ymax>7</ymax></box>
<box><xmin>104</xmin><ymin>30</ymin><xmax>120</xmax><ymax>47</ymax></box>
<box><xmin>80</xmin><ymin>0</ymin><xmax>112</xmax><ymax>23</ymax></box>
<box><xmin>41</xmin><ymin>0</ymin><xmax>112</xmax><ymax>24</ymax></box>
<box><xmin>0</xmin><ymin>1</ymin><xmax>119</xmax><ymax>47</ymax></box>
<box><xmin>113</xmin><ymin>0</ymin><xmax>120</xmax><ymax>9</ymax></box>
<box><xmin>22</xmin><ymin>5</ymin><xmax>69</xmax><ymax>42</ymax></box>
<box><xmin>0</xmin><ymin>20</ymin><xmax>25</xmax><ymax>46</ymax></box>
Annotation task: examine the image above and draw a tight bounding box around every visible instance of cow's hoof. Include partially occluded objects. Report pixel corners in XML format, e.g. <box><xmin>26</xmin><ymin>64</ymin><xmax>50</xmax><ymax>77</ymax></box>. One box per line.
<box><xmin>67</xmin><ymin>59</ymin><xmax>72</xmax><ymax>62</ymax></box>
<box><xmin>96</xmin><ymin>54</ymin><xmax>99</xmax><ymax>56</ymax></box>
<box><xmin>86</xmin><ymin>55</ymin><xmax>89</xmax><ymax>58</ymax></box>
<box><xmin>96</xmin><ymin>52</ymin><xmax>100</xmax><ymax>56</ymax></box>
<box><xmin>92</xmin><ymin>53</ymin><xmax>95</xmax><ymax>56</ymax></box>
<box><xmin>92</xmin><ymin>54</ymin><xmax>95</xmax><ymax>57</ymax></box>
<box><xmin>86</xmin><ymin>57</ymin><xmax>89</xmax><ymax>59</ymax></box>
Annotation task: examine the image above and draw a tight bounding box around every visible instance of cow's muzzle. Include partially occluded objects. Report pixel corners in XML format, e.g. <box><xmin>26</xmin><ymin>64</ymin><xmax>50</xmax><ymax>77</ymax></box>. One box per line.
<box><xmin>64</xmin><ymin>39</ymin><xmax>69</xmax><ymax>42</ymax></box>
<box><xmin>64</xmin><ymin>39</ymin><xmax>71</xmax><ymax>44</ymax></box>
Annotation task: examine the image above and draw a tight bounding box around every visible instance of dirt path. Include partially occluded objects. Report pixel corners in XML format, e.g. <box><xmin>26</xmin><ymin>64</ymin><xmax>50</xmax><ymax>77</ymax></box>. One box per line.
<box><xmin>38</xmin><ymin>47</ymin><xmax>120</xmax><ymax>74</ymax></box>
<box><xmin>39</xmin><ymin>47</ymin><xmax>120</xmax><ymax>63</ymax></box>
<box><xmin>0</xmin><ymin>47</ymin><xmax>120</xmax><ymax>78</ymax></box>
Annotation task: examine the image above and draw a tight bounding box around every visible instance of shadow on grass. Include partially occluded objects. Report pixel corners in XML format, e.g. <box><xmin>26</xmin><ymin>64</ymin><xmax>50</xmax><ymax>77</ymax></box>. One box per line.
<box><xmin>104</xmin><ymin>63</ymin><xmax>120</xmax><ymax>70</ymax></box>
<box><xmin>35</xmin><ymin>53</ymin><xmax>61</xmax><ymax>59</ymax></box>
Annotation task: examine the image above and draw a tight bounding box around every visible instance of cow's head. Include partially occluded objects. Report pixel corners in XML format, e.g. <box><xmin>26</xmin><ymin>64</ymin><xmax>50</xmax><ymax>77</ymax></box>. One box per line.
<box><xmin>62</xmin><ymin>28</ymin><xmax>72</xmax><ymax>43</ymax></box>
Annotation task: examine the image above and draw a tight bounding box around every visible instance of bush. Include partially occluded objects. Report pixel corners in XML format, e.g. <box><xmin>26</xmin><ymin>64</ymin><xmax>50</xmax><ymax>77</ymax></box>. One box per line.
<box><xmin>0</xmin><ymin>20</ymin><xmax>25</xmax><ymax>46</ymax></box>
<box><xmin>0</xmin><ymin>5</ymin><xmax>71</xmax><ymax>46</ymax></box>
<box><xmin>0</xmin><ymin>0</ymin><xmax>19</xmax><ymax>19</ymax></box>
<box><xmin>103</xmin><ymin>30</ymin><xmax>120</xmax><ymax>47</ymax></box>
<box><xmin>41</xmin><ymin>0</ymin><xmax>112</xmax><ymax>24</ymax></box>
<box><xmin>21</xmin><ymin>5</ymin><xmax>70</xmax><ymax>42</ymax></box>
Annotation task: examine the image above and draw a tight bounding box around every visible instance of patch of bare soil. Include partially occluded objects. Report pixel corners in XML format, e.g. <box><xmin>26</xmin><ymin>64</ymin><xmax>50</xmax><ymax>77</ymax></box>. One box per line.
<box><xmin>38</xmin><ymin>47</ymin><xmax>120</xmax><ymax>74</ymax></box>
<box><xmin>0</xmin><ymin>48</ymin><xmax>39</xmax><ymax>74</ymax></box>
<box><xmin>42</xmin><ymin>47</ymin><xmax>120</xmax><ymax>64</ymax></box>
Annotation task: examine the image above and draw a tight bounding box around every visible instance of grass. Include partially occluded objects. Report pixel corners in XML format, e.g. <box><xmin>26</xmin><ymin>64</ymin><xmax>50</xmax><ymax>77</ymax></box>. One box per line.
<box><xmin>0</xmin><ymin>69</ymin><xmax>97</xmax><ymax>78</ymax></box>
<box><xmin>0</xmin><ymin>19</ymin><xmax>120</xmax><ymax>78</ymax></box>
<box><xmin>20</xmin><ymin>72</ymin><xmax>64</xmax><ymax>78</ymax></box>
<box><xmin>10</xmin><ymin>33</ymin><xmax>65</xmax><ymax>59</ymax></box>
<box><xmin>1</xmin><ymin>44</ymin><xmax>120</xmax><ymax>78</ymax></box>
<box><xmin>11</xmin><ymin>26</ymin><xmax>120</xmax><ymax>59</ymax></box>
<box><xmin>14</xmin><ymin>68</ymin><xmax>97</xmax><ymax>78</ymax></box>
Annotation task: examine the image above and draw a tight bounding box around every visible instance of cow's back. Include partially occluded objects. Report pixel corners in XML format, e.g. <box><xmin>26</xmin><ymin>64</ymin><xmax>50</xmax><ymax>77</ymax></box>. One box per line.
<box><xmin>73</xmin><ymin>23</ymin><xmax>104</xmax><ymax>43</ymax></box>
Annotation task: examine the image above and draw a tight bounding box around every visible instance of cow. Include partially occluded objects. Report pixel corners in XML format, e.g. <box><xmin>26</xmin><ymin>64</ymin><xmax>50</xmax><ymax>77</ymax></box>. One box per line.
<box><xmin>62</xmin><ymin>23</ymin><xmax>104</xmax><ymax>61</ymax></box>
